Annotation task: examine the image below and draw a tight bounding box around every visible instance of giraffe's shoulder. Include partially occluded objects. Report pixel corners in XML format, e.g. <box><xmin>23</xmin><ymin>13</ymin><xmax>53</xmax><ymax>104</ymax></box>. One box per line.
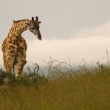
<box><xmin>18</xmin><ymin>36</ymin><xmax>27</xmax><ymax>50</ymax></box>
<box><xmin>19</xmin><ymin>36</ymin><xmax>27</xmax><ymax>45</ymax></box>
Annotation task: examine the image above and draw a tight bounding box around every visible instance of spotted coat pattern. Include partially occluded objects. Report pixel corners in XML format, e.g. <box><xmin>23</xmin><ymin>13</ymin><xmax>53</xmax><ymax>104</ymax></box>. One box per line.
<box><xmin>2</xmin><ymin>19</ymin><xmax>30</xmax><ymax>77</ymax></box>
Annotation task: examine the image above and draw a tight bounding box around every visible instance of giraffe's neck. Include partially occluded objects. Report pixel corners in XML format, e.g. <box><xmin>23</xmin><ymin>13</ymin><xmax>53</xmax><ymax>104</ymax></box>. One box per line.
<box><xmin>8</xmin><ymin>19</ymin><xmax>30</xmax><ymax>40</ymax></box>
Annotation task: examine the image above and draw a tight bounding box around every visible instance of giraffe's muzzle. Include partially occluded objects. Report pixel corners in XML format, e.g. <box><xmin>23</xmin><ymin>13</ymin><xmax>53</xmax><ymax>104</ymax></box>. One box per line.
<box><xmin>36</xmin><ymin>30</ymin><xmax>42</xmax><ymax>40</ymax></box>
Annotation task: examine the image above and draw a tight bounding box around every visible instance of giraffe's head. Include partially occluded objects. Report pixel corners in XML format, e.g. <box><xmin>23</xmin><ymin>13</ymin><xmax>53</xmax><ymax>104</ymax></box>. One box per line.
<box><xmin>28</xmin><ymin>17</ymin><xmax>42</xmax><ymax>40</ymax></box>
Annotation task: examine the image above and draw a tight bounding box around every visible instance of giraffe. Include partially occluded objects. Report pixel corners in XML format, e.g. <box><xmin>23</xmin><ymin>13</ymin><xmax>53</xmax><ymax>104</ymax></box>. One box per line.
<box><xmin>2</xmin><ymin>17</ymin><xmax>42</xmax><ymax>77</ymax></box>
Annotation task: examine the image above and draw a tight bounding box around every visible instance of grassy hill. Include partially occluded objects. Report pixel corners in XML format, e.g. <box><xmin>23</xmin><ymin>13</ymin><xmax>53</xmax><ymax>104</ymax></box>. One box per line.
<box><xmin>0</xmin><ymin>62</ymin><xmax>110</xmax><ymax>110</ymax></box>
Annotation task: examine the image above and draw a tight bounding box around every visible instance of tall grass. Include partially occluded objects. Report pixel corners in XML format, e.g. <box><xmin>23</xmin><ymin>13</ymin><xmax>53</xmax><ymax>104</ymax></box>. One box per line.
<box><xmin>0</xmin><ymin>60</ymin><xmax>110</xmax><ymax>110</ymax></box>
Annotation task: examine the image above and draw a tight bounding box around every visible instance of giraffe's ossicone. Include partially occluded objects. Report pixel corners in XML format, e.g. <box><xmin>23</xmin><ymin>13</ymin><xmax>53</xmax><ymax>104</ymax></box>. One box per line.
<box><xmin>2</xmin><ymin>17</ymin><xmax>42</xmax><ymax>77</ymax></box>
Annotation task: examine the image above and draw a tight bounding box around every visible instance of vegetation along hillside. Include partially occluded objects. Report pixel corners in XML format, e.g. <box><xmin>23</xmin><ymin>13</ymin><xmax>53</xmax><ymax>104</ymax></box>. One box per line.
<box><xmin>0</xmin><ymin>60</ymin><xmax>110</xmax><ymax>110</ymax></box>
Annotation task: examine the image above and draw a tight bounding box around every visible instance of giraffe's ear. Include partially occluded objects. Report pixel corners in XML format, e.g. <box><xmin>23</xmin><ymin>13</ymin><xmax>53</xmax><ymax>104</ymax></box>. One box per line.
<box><xmin>35</xmin><ymin>16</ymin><xmax>41</xmax><ymax>24</ymax></box>
<box><xmin>27</xmin><ymin>21</ymin><xmax>31</xmax><ymax>26</ymax></box>
<box><xmin>38</xmin><ymin>21</ymin><xmax>41</xmax><ymax>24</ymax></box>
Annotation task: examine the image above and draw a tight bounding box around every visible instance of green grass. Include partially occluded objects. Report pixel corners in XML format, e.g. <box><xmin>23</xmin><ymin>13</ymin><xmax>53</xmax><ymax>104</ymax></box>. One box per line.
<box><xmin>0</xmin><ymin>63</ymin><xmax>110</xmax><ymax>110</ymax></box>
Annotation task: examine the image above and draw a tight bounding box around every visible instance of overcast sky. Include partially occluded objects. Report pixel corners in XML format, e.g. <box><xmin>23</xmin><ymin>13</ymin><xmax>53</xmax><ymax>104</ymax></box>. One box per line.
<box><xmin>0</xmin><ymin>0</ymin><xmax>110</xmax><ymax>68</ymax></box>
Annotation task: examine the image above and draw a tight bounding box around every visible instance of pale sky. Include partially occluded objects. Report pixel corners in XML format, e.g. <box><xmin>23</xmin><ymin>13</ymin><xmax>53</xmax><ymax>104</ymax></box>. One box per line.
<box><xmin>0</xmin><ymin>0</ymin><xmax>110</xmax><ymax>68</ymax></box>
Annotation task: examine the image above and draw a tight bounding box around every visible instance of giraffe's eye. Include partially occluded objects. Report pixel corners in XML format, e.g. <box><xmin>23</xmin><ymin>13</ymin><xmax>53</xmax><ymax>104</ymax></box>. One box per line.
<box><xmin>30</xmin><ymin>27</ymin><xmax>35</xmax><ymax>29</ymax></box>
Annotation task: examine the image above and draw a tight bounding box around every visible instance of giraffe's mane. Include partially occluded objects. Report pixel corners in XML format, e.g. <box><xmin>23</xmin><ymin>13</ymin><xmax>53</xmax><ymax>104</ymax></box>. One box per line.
<box><xmin>13</xmin><ymin>19</ymin><xmax>30</xmax><ymax>23</ymax></box>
